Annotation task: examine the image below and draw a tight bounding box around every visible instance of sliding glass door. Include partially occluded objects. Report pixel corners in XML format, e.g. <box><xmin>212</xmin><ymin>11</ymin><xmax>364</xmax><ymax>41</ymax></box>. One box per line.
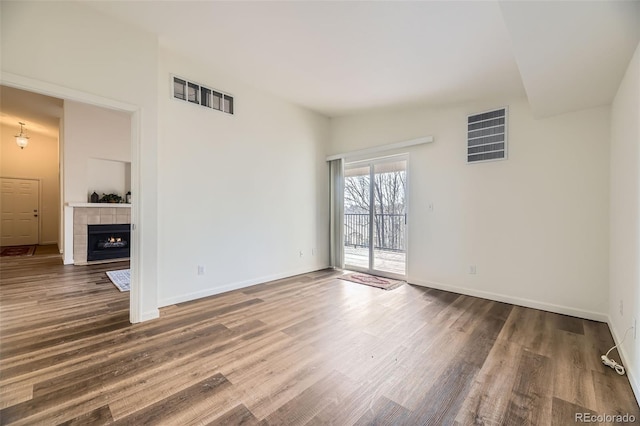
<box><xmin>343</xmin><ymin>156</ymin><xmax>407</xmax><ymax>278</ymax></box>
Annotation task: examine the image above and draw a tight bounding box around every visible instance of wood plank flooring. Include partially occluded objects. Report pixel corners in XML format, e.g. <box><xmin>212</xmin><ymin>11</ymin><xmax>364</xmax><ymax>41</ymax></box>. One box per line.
<box><xmin>1</xmin><ymin>255</ymin><xmax>639</xmax><ymax>425</ymax></box>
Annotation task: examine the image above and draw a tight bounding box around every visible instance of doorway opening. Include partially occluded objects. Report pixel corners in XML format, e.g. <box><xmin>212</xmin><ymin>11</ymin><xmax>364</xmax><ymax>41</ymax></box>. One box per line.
<box><xmin>343</xmin><ymin>156</ymin><xmax>407</xmax><ymax>278</ymax></box>
<box><xmin>0</xmin><ymin>80</ymin><xmax>140</xmax><ymax>322</ymax></box>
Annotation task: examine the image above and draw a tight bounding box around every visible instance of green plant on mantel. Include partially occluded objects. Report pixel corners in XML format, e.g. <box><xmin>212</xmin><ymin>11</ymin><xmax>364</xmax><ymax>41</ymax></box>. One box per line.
<box><xmin>98</xmin><ymin>193</ymin><xmax>124</xmax><ymax>203</ymax></box>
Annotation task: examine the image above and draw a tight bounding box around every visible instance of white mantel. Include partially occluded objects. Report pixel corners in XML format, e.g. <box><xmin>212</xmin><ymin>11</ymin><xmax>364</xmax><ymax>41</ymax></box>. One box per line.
<box><xmin>64</xmin><ymin>202</ymin><xmax>132</xmax><ymax>265</ymax></box>
<box><xmin>67</xmin><ymin>202</ymin><xmax>131</xmax><ymax>208</ymax></box>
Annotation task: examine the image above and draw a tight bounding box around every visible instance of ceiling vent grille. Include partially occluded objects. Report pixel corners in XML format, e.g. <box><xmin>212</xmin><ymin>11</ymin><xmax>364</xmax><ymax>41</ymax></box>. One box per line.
<box><xmin>467</xmin><ymin>107</ymin><xmax>507</xmax><ymax>163</ymax></box>
<box><xmin>172</xmin><ymin>75</ymin><xmax>234</xmax><ymax>115</ymax></box>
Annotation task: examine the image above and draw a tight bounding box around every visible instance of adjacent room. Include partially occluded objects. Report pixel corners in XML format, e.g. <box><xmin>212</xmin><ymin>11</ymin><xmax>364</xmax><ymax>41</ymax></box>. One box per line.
<box><xmin>1</xmin><ymin>1</ymin><xmax>639</xmax><ymax>424</ymax></box>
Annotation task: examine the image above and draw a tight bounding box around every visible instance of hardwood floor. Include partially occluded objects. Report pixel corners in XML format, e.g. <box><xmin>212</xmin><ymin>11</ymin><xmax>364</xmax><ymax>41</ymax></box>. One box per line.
<box><xmin>1</xmin><ymin>255</ymin><xmax>638</xmax><ymax>425</ymax></box>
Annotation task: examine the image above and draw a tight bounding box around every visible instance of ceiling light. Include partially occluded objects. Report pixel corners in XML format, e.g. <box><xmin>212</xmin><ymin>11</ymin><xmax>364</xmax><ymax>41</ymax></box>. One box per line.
<box><xmin>15</xmin><ymin>122</ymin><xmax>30</xmax><ymax>149</ymax></box>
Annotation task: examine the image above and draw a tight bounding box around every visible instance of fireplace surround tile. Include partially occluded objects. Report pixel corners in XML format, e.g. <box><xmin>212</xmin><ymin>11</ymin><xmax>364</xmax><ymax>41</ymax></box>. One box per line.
<box><xmin>100</xmin><ymin>215</ymin><xmax>115</xmax><ymax>225</ymax></box>
<box><xmin>69</xmin><ymin>203</ymin><xmax>131</xmax><ymax>265</ymax></box>
<box><xmin>88</xmin><ymin>213</ymin><xmax>101</xmax><ymax>225</ymax></box>
<box><xmin>74</xmin><ymin>211</ymin><xmax>88</xmax><ymax>226</ymax></box>
<box><xmin>73</xmin><ymin>235</ymin><xmax>85</xmax><ymax>247</ymax></box>
<box><xmin>116</xmin><ymin>213</ymin><xmax>130</xmax><ymax>224</ymax></box>
<box><xmin>74</xmin><ymin>224</ymin><xmax>87</xmax><ymax>236</ymax></box>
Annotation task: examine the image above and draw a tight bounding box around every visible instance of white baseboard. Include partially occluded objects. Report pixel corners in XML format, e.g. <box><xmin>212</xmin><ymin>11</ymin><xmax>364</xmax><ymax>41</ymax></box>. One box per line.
<box><xmin>409</xmin><ymin>278</ymin><xmax>608</xmax><ymax>322</ymax></box>
<box><xmin>607</xmin><ymin>317</ymin><xmax>640</xmax><ymax>405</ymax></box>
<box><xmin>158</xmin><ymin>264</ymin><xmax>330</xmax><ymax>308</ymax></box>
<box><xmin>138</xmin><ymin>309</ymin><xmax>160</xmax><ymax>322</ymax></box>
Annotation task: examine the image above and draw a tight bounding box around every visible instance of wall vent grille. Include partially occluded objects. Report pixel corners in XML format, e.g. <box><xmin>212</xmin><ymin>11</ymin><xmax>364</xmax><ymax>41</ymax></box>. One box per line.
<box><xmin>172</xmin><ymin>75</ymin><xmax>233</xmax><ymax>115</ymax></box>
<box><xmin>467</xmin><ymin>107</ymin><xmax>507</xmax><ymax>163</ymax></box>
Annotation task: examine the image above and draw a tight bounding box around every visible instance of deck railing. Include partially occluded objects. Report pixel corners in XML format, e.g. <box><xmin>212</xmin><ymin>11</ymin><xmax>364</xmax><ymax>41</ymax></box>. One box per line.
<box><xmin>344</xmin><ymin>213</ymin><xmax>406</xmax><ymax>252</ymax></box>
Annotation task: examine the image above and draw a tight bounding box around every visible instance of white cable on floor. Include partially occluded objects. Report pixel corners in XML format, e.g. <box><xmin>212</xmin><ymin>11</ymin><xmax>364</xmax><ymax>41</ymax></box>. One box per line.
<box><xmin>601</xmin><ymin>326</ymin><xmax>633</xmax><ymax>375</ymax></box>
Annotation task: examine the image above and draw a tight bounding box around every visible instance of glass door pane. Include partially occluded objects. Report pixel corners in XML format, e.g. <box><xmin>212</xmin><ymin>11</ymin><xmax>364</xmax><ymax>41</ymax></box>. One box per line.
<box><xmin>372</xmin><ymin>160</ymin><xmax>407</xmax><ymax>275</ymax></box>
<box><xmin>343</xmin><ymin>164</ymin><xmax>371</xmax><ymax>271</ymax></box>
<box><xmin>343</xmin><ymin>157</ymin><xmax>407</xmax><ymax>278</ymax></box>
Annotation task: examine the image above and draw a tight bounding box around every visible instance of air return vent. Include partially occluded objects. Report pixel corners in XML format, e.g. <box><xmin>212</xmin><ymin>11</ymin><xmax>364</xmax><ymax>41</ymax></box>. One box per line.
<box><xmin>172</xmin><ymin>75</ymin><xmax>234</xmax><ymax>115</ymax></box>
<box><xmin>467</xmin><ymin>107</ymin><xmax>507</xmax><ymax>163</ymax></box>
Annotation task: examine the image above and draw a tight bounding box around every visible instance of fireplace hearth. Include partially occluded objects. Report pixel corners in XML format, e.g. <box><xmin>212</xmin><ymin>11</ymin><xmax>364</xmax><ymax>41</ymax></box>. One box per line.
<box><xmin>87</xmin><ymin>224</ymin><xmax>131</xmax><ymax>261</ymax></box>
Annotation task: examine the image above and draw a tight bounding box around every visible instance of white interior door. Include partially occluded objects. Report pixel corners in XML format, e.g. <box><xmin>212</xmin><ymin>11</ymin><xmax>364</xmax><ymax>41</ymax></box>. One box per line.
<box><xmin>1</xmin><ymin>178</ymin><xmax>39</xmax><ymax>246</ymax></box>
<box><xmin>344</xmin><ymin>156</ymin><xmax>407</xmax><ymax>278</ymax></box>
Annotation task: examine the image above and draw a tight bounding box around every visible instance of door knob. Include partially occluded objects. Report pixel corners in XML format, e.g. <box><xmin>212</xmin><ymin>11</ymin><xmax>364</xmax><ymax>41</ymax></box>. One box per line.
<box><xmin>34</xmin><ymin>214</ymin><xmax>38</xmax><ymax>217</ymax></box>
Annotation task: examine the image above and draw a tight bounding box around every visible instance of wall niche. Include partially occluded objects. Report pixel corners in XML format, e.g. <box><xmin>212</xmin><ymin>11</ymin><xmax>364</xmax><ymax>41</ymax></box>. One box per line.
<box><xmin>87</xmin><ymin>158</ymin><xmax>131</xmax><ymax>202</ymax></box>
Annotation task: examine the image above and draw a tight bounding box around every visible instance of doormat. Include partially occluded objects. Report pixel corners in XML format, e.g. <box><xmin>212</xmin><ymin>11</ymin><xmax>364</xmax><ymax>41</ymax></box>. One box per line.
<box><xmin>106</xmin><ymin>269</ymin><xmax>131</xmax><ymax>292</ymax></box>
<box><xmin>0</xmin><ymin>245</ymin><xmax>36</xmax><ymax>257</ymax></box>
<box><xmin>339</xmin><ymin>273</ymin><xmax>405</xmax><ymax>291</ymax></box>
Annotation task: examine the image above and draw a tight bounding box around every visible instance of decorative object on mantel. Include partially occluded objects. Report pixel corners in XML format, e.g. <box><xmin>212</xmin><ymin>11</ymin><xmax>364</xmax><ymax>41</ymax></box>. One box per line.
<box><xmin>15</xmin><ymin>122</ymin><xmax>30</xmax><ymax>149</ymax></box>
<box><xmin>126</xmin><ymin>191</ymin><xmax>131</xmax><ymax>204</ymax></box>
<box><xmin>90</xmin><ymin>192</ymin><xmax>99</xmax><ymax>203</ymax></box>
<box><xmin>98</xmin><ymin>193</ymin><xmax>124</xmax><ymax>203</ymax></box>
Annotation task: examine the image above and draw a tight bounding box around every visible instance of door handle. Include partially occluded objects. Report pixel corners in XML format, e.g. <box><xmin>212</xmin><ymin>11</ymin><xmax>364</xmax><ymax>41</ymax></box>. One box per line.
<box><xmin>34</xmin><ymin>214</ymin><xmax>38</xmax><ymax>217</ymax></box>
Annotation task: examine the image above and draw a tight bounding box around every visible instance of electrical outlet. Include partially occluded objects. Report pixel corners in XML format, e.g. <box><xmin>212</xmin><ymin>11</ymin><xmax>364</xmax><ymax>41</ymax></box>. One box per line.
<box><xmin>469</xmin><ymin>265</ymin><xmax>476</xmax><ymax>274</ymax></box>
<box><xmin>312</xmin><ymin>248</ymin><xmax>316</xmax><ymax>256</ymax></box>
<box><xmin>428</xmin><ymin>202</ymin><xmax>434</xmax><ymax>212</ymax></box>
<box><xmin>299</xmin><ymin>250</ymin><xmax>304</xmax><ymax>257</ymax></box>
<box><xmin>620</xmin><ymin>300</ymin><xmax>624</xmax><ymax>316</ymax></box>
<box><xmin>197</xmin><ymin>265</ymin><xmax>205</xmax><ymax>275</ymax></box>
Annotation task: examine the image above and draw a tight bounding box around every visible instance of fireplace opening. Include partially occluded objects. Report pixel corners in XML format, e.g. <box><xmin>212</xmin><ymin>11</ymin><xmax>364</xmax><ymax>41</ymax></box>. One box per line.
<box><xmin>87</xmin><ymin>224</ymin><xmax>131</xmax><ymax>261</ymax></box>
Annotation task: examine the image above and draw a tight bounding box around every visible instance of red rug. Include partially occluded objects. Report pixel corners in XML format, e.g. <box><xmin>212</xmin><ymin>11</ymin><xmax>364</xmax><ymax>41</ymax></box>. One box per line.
<box><xmin>0</xmin><ymin>245</ymin><xmax>36</xmax><ymax>257</ymax></box>
<box><xmin>339</xmin><ymin>272</ymin><xmax>405</xmax><ymax>291</ymax></box>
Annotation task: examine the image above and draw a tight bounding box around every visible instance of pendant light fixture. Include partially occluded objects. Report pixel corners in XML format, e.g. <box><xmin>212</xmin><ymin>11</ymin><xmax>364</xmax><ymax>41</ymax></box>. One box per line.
<box><xmin>15</xmin><ymin>122</ymin><xmax>30</xmax><ymax>149</ymax></box>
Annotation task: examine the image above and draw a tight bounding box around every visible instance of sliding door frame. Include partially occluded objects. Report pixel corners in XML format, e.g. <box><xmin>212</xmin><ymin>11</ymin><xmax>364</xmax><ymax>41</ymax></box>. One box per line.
<box><xmin>343</xmin><ymin>154</ymin><xmax>409</xmax><ymax>280</ymax></box>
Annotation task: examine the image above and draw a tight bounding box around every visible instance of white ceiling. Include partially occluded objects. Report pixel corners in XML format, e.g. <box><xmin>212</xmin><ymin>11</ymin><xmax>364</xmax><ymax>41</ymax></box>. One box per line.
<box><xmin>501</xmin><ymin>0</ymin><xmax>640</xmax><ymax>117</ymax></box>
<box><xmin>2</xmin><ymin>1</ymin><xmax>638</xmax><ymax>137</ymax></box>
<box><xmin>88</xmin><ymin>0</ymin><xmax>640</xmax><ymax>118</ymax></box>
<box><xmin>0</xmin><ymin>85</ymin><xmax>62</xmax><ymax>138</ymax></box>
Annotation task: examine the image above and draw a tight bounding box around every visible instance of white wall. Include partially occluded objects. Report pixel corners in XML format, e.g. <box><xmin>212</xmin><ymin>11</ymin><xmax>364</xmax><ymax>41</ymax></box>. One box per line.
<box><xmin>330</xmin><ymin>98</ymin><xmax>610</xmax><ymax>319</ymax></box>
<box><xmin>609</xmin><ymin>41</ymin><xmax>640</xmax><ymax>398</ymax></box>
<box><xmin>0</xmin><ymin>123</ymin><xmax>60</xmax><ymax>245</ymax></box>
<box><xmin>156</xmin><ymin>47</ymin><xmax>330</xmax><ymax>305</ymax></box>
<box><xmin>64</xmin><ymin>101</ymin><xmax>131</xmax><ymax>203</ymax></box>
<box><xmin>87</xmin><ymin>158</ymin><xmax>130</xmax><ymax>199</ymax></box>
<box><xmin>1</xmin><ymin>1</ymin><xmax>159</xmax><ymax>321</ymax></box>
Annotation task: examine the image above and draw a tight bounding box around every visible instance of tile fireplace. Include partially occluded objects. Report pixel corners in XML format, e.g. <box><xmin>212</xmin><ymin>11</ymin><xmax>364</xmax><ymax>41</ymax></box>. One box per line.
<box><xmin>64</xmin><ymin>203</ymin><xmax>131</xmax><ymax>265</ymax></box>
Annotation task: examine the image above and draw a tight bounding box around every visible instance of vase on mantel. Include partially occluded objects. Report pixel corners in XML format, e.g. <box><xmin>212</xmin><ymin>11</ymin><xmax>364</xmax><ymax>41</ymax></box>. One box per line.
<box><xmin>90</xmin><ymin>192</ymin><xmax>99</xmax><ymax>203</ymax></box>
